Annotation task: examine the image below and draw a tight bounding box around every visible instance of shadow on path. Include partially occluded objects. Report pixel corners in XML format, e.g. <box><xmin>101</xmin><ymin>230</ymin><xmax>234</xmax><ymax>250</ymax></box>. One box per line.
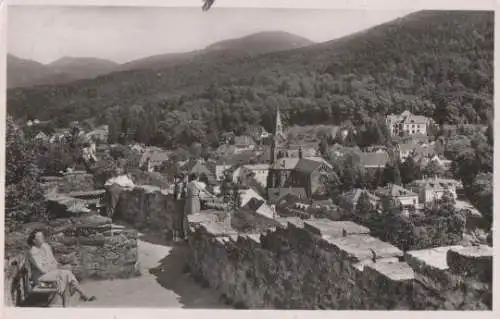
<box><xmin>148</xmin><ymin>242</ymin><xmax>230</xmax><ymax>309</ymax></box>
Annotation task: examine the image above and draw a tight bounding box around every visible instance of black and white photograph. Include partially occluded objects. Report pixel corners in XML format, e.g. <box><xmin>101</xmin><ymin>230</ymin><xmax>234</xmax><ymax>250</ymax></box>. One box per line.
<box><xmin>2</xmin><ymin>0</ymin><xmax>494</xmax><ymax>310</ymax></box>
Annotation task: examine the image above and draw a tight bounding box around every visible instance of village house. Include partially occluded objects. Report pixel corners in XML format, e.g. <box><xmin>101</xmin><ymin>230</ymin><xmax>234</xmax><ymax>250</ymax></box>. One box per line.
<box><xmin>139</xmin><ymin>148</ymin><xmax>170</xmax><ymax>172</ymax></box>
<box><xmin>360</xmin><ymin>151</ymin><xmax>390</xmax><ymax>171</ymax></box>
<box><xmin>386</xmin><ymin>110</ymin><xmax>429</xmax><ymax>137</ymax></box>
<box><xmin>215</xmin><ymin>151</ymin><xmax>261</xmax><ymax>180</ymax></box>
<box><xmin>375</xmin><ymin>183</ymin><xmax>419</xmax><ymax>209</ymax></box>
<box><xmin>219</xmin><ymin>131</ymin><xmax>236</xmax><ymax>144</ymax></box>
<box><xmin>397</xmin><ymin>140</ymin><xmax>435</xmax><ymax>163</ymax></box>
<box><xmin>85</xmin><ymin>125</ymin><xmax>109</xmax><ymax>143</ymax></box>
<box><xmin>416</xmin><ymin>154</ymin><xmax>452</xmax><ymax>172</ymax></box>
<box><xmin>34</xmin><ymin>131</ymin><xmax>49</xmax><ymax>142</ymax></box>
<box><xmin>239</xmin><ymin>188</ymin><xmax>275</xmax><ymax>219</ymax></box>
<box><xmin>407</xmin><ymin>177</ymin><xmax>460</xmax><ymax>205</ymax></box>
<box><xmin>231</xmin><ymin>164</ymin><xmax>270</xmax><ymax>188</ymax></box>
<box><xmin>245</xmin><ymin>125</ymin><xmax>270</xmax><ymax>144</ymax></box>
<box><xmin>233</xmin><ymin>135</ymin><xmax>257</xmax><ymax>153</ymax></box>
<box><xmin>182</xmin><ymin>160</ymin><xmax>217</xmax><ymax>185</ymax></box>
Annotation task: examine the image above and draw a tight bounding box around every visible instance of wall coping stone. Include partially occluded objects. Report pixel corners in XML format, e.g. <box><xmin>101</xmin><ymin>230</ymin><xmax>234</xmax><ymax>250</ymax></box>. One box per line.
<box><xmin>305</xmin><ymin>219</ymin><xmax>370</xmax><ymax>237</ymax></box>
<box><xmin>323</xmin><ymin>234</ymin><xmax>403</xmax><ymax>262</ymax></box>
<box><xmin>365</xmin><ymin>261</ymin><xmax>416</xmax><ymax>282</ymax></box>
<box><xmin>405</xmin><ymin>246</ymin><xmax>462</xmax><ymax>271</ymax></box>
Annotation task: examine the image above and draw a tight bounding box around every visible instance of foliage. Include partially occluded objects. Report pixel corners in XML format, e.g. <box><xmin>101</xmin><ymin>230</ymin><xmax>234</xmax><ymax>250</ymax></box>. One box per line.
<box><xmin>400</xmin><ymin>157</ymin><xmax>422</xmax><ymax>184</ymax></box>
<box><xmin>35</xmin><ymin>141</ymin><xmax>78</xmax><ymax>175</ymax></box>
<box><xmin>355</xmin><ymin>192</ymin><xmax>465</xmax><ymax>251</ymax></box>
<box><xmin>5</xmin><ymin>116</ymin><xmax>47</xmax><ymax>223</ymax></box>
<box><xmin>382</xmin><ymin>163</ymin><xmax>402</xmax><ymax>185</ymax></box>
<box><xmin>421</xmin><ymin>159</ymin><xmax>445</xmax><ymax>178</ymax></box>
<box><xmin>465</xmin><ymin>173</ymin><xmax>493</xmax><ymax>229</ymax></box>
<box><xmin>7</xmin><ymin>11</ymin><xmax>493</xmax><ymax>150</ymax></box>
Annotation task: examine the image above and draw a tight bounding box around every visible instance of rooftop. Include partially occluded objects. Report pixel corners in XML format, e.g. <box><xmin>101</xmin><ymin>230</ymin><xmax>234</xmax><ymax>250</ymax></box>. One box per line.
<box><xmin>360</xmin><ymin>151</ymin><xmax>389</xmax><ymax>168</ymax></box>
<box><xmin>408</xmin><ymin>178</ymin><xmax>460</xmax><ymax>191</ymax></box>
<box><xmin>376</xmin><ymin>184</ymin><xmax>417</xmax><ymax>198</ymax></box>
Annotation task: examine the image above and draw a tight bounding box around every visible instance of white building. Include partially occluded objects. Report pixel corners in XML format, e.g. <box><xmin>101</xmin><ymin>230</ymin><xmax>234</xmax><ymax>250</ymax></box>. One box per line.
<box><xmin>386</xmin><ymin>111</ymin><xmax>429</xmax><ymax>137</ymax></box>
<box><xmin>407</xmin><ymin>178</ymin><xmax>460</xmax><ymax>204</ymax></box>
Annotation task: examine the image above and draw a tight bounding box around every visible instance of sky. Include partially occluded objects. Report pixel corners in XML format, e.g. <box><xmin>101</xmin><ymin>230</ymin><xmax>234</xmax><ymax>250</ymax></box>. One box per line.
<box><xmin>7</xmin><ymin>6</ymin><xmax>414</xmax><ymax>64</ymax></box>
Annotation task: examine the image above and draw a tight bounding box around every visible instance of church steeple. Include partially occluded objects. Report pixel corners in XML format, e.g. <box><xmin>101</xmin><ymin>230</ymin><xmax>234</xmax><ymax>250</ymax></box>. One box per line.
<box><xmin>271</xmin><ymin>106</ymin><xmax>286</xmax><ymax>165</ymax></box>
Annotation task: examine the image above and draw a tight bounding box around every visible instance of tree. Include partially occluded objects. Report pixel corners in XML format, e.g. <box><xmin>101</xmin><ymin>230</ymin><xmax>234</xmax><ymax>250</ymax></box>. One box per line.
<box><xmin>422</xmin><ymin>160</ymin><xmax>445</xmax><ymax>178</ymax></box>
<box><xmin>400</xmin><ymin>157</ymin><xmax>421</xmax><ymax>184</ymax></box>
<box><xmin>383</xmin><ymin>163</ymin><xmax>402</xmax><ymax>185</ymax></box>
<box><xmin>5</xmin><ymin>116</ymin><xmax>47</xmax><ymax>224</ymax></box>
<box><xmin>356</xmin><ymin>191</ymin><xmax>375</xmax><ymax>218</ymax></box>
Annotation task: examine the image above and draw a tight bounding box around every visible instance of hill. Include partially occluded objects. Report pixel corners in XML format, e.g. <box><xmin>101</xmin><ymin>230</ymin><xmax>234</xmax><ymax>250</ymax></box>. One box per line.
<box><xmin>7</xmin><ymin>55</ymin><xmax>118</xmax><ymax>88</ymax></box>
<box><xmin>48</xmin><ymin>57</ymin><xmax>119</xmax><ymax>80</ymax></box>
<box><xmin>6</xmin><ymin>54</ymin><xmax>72</xmax><ymax>88</ymax></box>
<box><xmin>118</xmin><ymin>31</ymin><xmax>313</xmax><ymax>71</ymax></box>
<box><xmin>204</xmin><ymin>31</ymin><xmax>313</xmax><ymax>54</ymax></box>
<box><xmin>7</xmin><ymin>10</ymin><xmax>494</xmax><ymax>149</ymax></box>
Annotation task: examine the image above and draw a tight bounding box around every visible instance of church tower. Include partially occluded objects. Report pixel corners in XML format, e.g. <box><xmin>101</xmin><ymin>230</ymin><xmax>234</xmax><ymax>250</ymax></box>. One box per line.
<box><xmin>270</xmin><ymin>106</ymin><xmax>286</xmax><ymax>165</ymax></box>
<box><xmin>268</xmin><ymin>106</ymin><xmax>287</xmax><ymax>193</ymax></box>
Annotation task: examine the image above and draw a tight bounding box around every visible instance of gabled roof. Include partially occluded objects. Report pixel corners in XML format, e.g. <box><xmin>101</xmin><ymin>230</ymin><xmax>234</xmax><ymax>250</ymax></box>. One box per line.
<box><xmin>407</xmin><ymin>178</ymin><xmax>460</xmax><ymax>191</ymax></box>
<box><xmin>376</xmin><ymin>184</ymin><xmax>417</xmax><ymax>198</ymax></box>
<box><xmin>388</xmin><ymin>111</ymin><xmax>428</xmax><ymax>125</ymax></box>
<box><xmin>215</xmin><ymin>151</ymin><xmax>258</xmax><ymax>166</ymax></box>
<box><xmin>273</xmin><ymin>157</ymin><xmax>300</xmax><ymax>170</ymax></box>
<box><xmin>234</xmin><ymin>135</ymin><xmax>256</xmax><ymax>147</ymax></box>
<box><xmin>293</xmin><ymin>158</ymin><xmax>324</xmax><ymax>174</ymax></box>
<box><xmin>360</xmin><ymin>152</ymin><xmax>389</xmax><ymax>168</ymax></box>
<box><xmin>304</xmin><ymin>156</ymin><xmax>333</xmax><ymax>169</ymax></box>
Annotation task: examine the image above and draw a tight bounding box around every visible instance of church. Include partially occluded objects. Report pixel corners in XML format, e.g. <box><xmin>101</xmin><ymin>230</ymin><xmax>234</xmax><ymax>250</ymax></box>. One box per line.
<box><xmin>266</xmin><ymin>107</ymin><xmax>334</xmax><ymax>203</ymax></box>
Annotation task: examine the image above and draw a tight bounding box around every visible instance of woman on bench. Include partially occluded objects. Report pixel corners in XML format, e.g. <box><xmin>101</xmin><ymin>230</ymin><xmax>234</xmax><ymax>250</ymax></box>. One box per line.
<box><xmin>27</xmin><ymin>229</ymin><xmax>96</xmax><ymax>305</ymax></box>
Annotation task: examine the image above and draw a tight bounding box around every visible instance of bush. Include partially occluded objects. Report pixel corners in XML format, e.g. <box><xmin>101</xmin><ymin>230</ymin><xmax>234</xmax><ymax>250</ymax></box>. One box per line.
<box><xmin>5</xmin><ymin>116</ymin><xmax>47</xmax><ymax>223</ymax></box>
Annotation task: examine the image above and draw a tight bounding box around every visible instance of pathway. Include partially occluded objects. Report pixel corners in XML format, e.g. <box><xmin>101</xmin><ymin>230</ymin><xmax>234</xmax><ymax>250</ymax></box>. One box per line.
<box><xmin>72</xmin><ymin>229</ymin><xmax>229</xmax><ymax>308</ymax></box>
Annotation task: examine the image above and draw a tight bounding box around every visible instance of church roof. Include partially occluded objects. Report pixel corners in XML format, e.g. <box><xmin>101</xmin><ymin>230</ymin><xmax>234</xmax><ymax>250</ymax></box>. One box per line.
<box><xmin>294</xmin><ymin>158</ymin><xmax>324</xmax><ymax>174</ymax></box>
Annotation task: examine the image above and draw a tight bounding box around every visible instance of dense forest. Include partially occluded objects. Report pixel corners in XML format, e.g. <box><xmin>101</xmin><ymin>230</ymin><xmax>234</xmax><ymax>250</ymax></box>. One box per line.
<box><xmin>7</xmin><ymin>10</ymin><xmax>493</xmax><ymax>149</ymax></box>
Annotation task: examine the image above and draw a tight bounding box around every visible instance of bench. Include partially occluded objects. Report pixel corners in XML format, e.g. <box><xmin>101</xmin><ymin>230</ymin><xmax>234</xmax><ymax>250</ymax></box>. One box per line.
<box><xmin>10</xmin><ymin>257</ymin><xmax>62</xmax><ymax>307</ymax></box>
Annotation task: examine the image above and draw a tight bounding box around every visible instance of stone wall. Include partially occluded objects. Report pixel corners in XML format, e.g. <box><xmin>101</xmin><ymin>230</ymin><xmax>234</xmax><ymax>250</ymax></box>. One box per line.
<box><xmin>111</xmin><ymin>185</ymin><xmax>179</xmax><ymax>237</ymax></box>
<box><xmin>40</xmin><ymin>172</ymin><xmax>96</xmax><ymax>194</ymax></box>
<box><xmin>4</xmin><ymin>214</ymin><xmax>140</xmax><ymax>306</ymax></box>
<box><xmin>187</xmin><ymin>211</ymin><xmax>492</xmax><ymax>310</ymax></box>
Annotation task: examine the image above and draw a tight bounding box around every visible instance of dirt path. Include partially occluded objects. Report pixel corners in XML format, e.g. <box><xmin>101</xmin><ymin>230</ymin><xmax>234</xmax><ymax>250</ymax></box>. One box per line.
<box><xmin>72</xmin><ymin>230</ymin><xmax>229</xmax><ymax>308</ymax></box>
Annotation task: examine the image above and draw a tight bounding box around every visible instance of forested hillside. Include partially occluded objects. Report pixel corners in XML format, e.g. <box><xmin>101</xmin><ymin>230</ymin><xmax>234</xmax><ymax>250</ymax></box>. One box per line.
<box><xmin>7</xmin><ymin>10</ymin><xmax>493</xmax><ymax>149</ymax></box>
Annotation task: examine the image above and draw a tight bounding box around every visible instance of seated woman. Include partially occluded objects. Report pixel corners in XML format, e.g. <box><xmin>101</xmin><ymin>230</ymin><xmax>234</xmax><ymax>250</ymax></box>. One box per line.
<box><xmin>27</xmin><ymin>229</ymin><xmax>96</xmax><ymax>305</ymax></box>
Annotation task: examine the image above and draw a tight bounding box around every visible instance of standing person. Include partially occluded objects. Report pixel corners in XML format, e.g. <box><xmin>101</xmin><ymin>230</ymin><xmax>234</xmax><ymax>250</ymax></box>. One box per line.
<box><xmin>172</xmin><ymin>173</ymin><xmax>186</xmax><ymax>242</ymax></box>
<box><xmin>27</xmin><ymin>229</ymin><xmax>96</xmax><ymax>307</ymax></box>
<box><xmin>183</xmin><ymin>173</ymin><xmax>202</xmax><ymax>239</ymax></box>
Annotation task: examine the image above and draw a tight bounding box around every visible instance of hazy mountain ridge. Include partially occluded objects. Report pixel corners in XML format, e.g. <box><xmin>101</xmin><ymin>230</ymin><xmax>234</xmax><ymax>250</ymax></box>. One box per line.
<box><xmin>8</xmin><ymin>31</ymin><xmax>315</xmax><ymax>88</ymax></box>
<box><xmin>7</xmin><ymin>55</ymin><xmax>119</xmax><ymax>88</ymax></box>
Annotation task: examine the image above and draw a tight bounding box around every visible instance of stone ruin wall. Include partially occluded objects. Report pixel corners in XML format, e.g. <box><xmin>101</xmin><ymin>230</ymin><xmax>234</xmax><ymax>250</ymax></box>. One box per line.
<box><xmin>4</xmin><ymin>215</ymin><xmax>139</xmax><ymax>306</ymax></box>
<box><xmin>110</xmin><ymin>185</ymin><xmax>180</xmax><ymax>237</ymax></box>
<box><xmin>187</xmin><ymin>212</ymin><xmax>492</xmax><ymax>310</ymax></box>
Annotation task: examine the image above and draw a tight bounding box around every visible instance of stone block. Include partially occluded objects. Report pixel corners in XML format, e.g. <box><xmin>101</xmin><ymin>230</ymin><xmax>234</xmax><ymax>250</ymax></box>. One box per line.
<box><xmin>286</xmin><ymin>218</ymin><xmax>305</xmax><ymax>229</ymax></box>
<box><xmin>323</xmin><ymin>234</ymin><xmax>403</xmax><ymax>262</ymax></box>
<box><xmin>305</xmin><ymin>219</ymin><xmax>370</xmax><ymax>238</ymax></box>
<box><xmin>365</xmin><ymin>262</ymin><xmax>415</xmax><ymax>282</ymax></box>
<box><xmin>447</xmin><ymin>245</ymin><xmax>493</xmax><ymax>283</ymax></box>
<box><xmin>73</xmin><ymin>214</ymin><xmax>112</xmax><ymax>226</ymax></box>
<box><xmin>405</xmin><ymin>246</ymin><xmax>463</xmax><ymax>290</ymax></box>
